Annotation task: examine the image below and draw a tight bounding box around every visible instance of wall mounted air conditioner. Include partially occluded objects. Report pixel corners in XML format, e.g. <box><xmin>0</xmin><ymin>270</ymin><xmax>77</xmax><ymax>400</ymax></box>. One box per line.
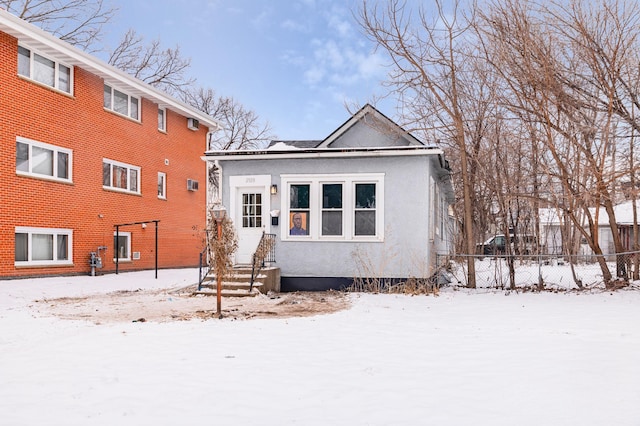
<box><xmin>187</xmin><ymin>118</ymin><xmax>200</xmax><ymax>131</ymax></box>
<box><xmin>187</xmin><ymin>179</ymin><xmax>199</xmax><ymax>191</ymax></box>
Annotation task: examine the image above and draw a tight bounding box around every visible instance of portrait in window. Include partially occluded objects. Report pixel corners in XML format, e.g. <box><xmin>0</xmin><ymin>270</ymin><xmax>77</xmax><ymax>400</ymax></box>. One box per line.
<box><xmin>289</xmin><ymin>212</ymin><xmax>309</xmax><ymax>236</ymax></box>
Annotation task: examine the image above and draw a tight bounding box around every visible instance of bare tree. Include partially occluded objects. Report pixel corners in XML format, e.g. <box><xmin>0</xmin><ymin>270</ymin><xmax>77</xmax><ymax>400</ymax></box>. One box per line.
<box><xmin>181</xmin><ymin>87</ymin><xmax>274</xmax><ymax>151</ymax></box>
<box><xmin>0</xmin><ymin>0</ymin><xmax>115</xmax><ymax>51</ymax></box>
<box><xmin>476</xmin><ymin>0</ymin><xmax>640</xmax><ymax>288</ymax></box>
<box><xmin>108</xmin><ymin>29</ymin><xmax>194</xmax><ymax>95</ymax></box>
<box><xmin>359</xmin><ymin>0</ymin><xmax>479</xmax><ymax>288</ymax></box>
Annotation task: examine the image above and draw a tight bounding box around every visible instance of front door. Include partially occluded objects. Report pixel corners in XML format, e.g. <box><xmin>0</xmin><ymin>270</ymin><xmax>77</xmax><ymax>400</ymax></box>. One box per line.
<box><xmin>235</xmin><ymin>187</ymin><xmax>266</xmax><ymax>264</ymax></box>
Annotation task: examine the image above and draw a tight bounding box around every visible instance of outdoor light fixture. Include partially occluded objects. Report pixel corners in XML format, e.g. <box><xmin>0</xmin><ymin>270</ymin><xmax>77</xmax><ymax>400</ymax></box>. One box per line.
<box><xmin>270</xmin><ymin>184</ymin><xmax>278</xmax><ymax>195</ymax></box>
<box><xmin>212</xmin><ymin>204</ymin><xmax>227</xmax><ymax>222</ymax></box>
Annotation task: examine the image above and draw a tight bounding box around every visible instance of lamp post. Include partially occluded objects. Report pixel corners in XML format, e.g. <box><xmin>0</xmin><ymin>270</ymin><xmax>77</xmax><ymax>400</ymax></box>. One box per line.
<box><xmin>212</xmin><ymin>205</ymin><xmax>227</xmax><ymax>318</ymax></box>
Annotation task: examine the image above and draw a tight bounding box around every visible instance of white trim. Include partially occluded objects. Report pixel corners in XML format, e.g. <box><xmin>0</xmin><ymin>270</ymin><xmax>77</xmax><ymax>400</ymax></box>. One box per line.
<box><xmin>281</xmin><ymin>173</ymin><xmax>384</xmax><ymax>242</ymax></box>
<box><xmin>157</xmin><ymin>172</ymin><xmax>167</xmax><ymax>199</ymax></box>
<box><xmin>16</xmin><ymin>136</ymin><xmax>73</xmax><ymax>183</ymax></box>
<box><xmin>229</xmin><ymin>175</ymin><xmax>271</xmax><ymax>233</ymax></box>
<box><xmin>103</xmin><ymin>158</ymin><xmax>141</xmax><ymax>195</ymax></box>
<box><xmin>158</xmin><ymin>107</ymin><xmax>167</xmax><ymax>132</ymax></box>
<box><xmin>14</xmin><ymin>226</ymin><xmax>73</xmax><ymax>266</ymax></box>
<box><xmin>17</xmin><ymin>43</ymin><xmax>74</xmax><ymax>95</ymax></box>
<box><xmin>203</xmin><ymin>146</ymin><xmax>444</xmax><ymax>162</ymax></box>
<box><xmin>104</xmin><ymin>83</ymin><xmax>140</xmax><ymax>121</ymax></box>
<box><xmin>113</xmin><ymin>231</ymin><xmax>132</xmax><ymax>261</ymax></box>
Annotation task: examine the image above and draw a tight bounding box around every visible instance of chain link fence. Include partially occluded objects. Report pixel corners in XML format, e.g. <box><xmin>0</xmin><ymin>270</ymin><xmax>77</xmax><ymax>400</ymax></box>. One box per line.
<box><xmin>435</xmin><ymin>252</ymin><xmax>640</xmax><ymax>290</ymax></box>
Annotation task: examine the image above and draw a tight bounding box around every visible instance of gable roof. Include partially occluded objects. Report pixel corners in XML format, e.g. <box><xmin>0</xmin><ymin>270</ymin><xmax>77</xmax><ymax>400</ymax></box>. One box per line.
<box><xmin>0</xmin><ymin>8</ymin><xmax>222</xmax><ymax>132</ymax></box>
<box><xmin>269</xmin><ymin>104</ymin><xmax>427</xmax><ymax>150</ymax></box>
<box><xmin>319</xmin><ymin>103</ymin><xmax>424</xmax><ymax>148</ymax></box>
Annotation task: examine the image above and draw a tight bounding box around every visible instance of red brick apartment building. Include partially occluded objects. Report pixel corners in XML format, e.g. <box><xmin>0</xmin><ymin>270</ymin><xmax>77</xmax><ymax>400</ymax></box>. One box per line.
<box><xmin>0</xmin><ymin>9</ymin><xmax>222</xmax><ymax>278</ymax></box>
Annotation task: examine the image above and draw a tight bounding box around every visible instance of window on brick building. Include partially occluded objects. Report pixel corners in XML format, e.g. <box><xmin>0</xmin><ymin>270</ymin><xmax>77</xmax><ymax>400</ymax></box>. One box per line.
<box><xmin>16</xmin><ymin>137</ymin><xmax>72</xmax><ymax>183</ymax></box>
<box><xmin>17</xmin><ymin>45</ymin><xmax>73</xmax><ymax>94</ymax></box>
<box><xmin>102</xmin><ymin>159</ymin><xmax>140</xmax><ymax>194</ymax></box>
<box><xmin>113</xmin><ymin>231</ymin><xmax>131</xmax><ymax>261</ymax></box>
<box><xmin>158</xmin><ymin>107</ymin><xmax>166</xmax><ymax>132</ymax></box>
<box><xmin>15</xmin><ymin>227</ymin><xmax>73</xmax><ymax>266</ymax></box>
<box><xmin>158</xmin><ymin>172</ymin><xmax>166</xmax><ymax>199</ymax></box>
<box><xmin>103</xmin><ymin>83</ymin><xmax>140</xmax><ymax>120</ymax></box>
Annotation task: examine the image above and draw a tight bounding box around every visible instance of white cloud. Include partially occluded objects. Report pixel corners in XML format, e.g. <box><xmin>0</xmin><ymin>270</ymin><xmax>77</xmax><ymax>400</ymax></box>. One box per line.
<box><xmin>328</xmin><ymin>15</ymin><xmax>352</xmax><ymax>38</ymax></box>
<box><xmin>304</xmin><ymin>66</ymin><xmax>325</xmax><ymax>85</ymax></box>
<box><xmin>281</xmin><ymin>19</ymin><xmax>309</xmax><ymax>33</ymax></box>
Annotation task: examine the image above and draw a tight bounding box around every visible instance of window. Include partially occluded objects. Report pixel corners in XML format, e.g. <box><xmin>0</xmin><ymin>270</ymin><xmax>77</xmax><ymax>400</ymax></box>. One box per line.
<box><xmin>322</xmin><ymin>183</ymin><xmax>342</xmax><ymax>236</ymax></box>
<box><xmin>282</xmin><ymin>174</ymin><xmax>384</xmax><ymax>241</ymax></box>
<box><xmin>114</xmin><ymin>231</ymin><xmax>131</xmax><ymax>261</ymax></box>
<box><xmin>103</xmin><ymin>159</ymin><xmax>140</xmax><ymax>194</ymax></box>
<box><xmin>289</xmin><ymin>184</ymin><xmax>310</xmax><ymax>236</ymax></box>
<box><xmin>242</xmin><ymin>193</ymin><xmax>263</xmax><ymax>228</ymax></box>
<box><xmin>158</xmin><ymin>107</ymin><xmax>166</xmax><ymax>131</ymax></box>
<box><xmin>16</xmin><ymin>137</ymin><xmax>72</xmax><ymax>183</ymax></box>
<box><xmin>15</xmin><ymin>227</ymin><xmax>72</xmax><ymax>266</ymax></box>
<box><xmin>158</xmin><ymin>172</ymin><xmax>166</xmax><ymax>199</ymax></box>
<box><xmin>103</xmin><ymin>84</ymin><xmax>140</xmax><ymax>120</ymax></box>
<box><xmin>17</xmin><ymin>45</ymin><xmax>73</xmax><ymax>94</ymax></box>
<box><xmin>355</xmin><ymin>183</ymin><xmax>376</xmax><ymax>236</ymax></box>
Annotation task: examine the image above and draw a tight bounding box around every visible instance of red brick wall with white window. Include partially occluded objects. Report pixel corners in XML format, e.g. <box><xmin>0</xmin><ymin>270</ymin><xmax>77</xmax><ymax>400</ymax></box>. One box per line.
<box><xmin>0</xmin><ymin>30</ymin><xmax>209</xmax><ymax>278</ymax></box>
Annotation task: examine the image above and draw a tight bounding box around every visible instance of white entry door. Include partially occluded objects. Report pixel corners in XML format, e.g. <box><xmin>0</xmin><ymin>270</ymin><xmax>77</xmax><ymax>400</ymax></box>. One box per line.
<box><xmin>235</xmin><ymin>187</ymin><xmax>266</xmax><ymax>264</ymax></box>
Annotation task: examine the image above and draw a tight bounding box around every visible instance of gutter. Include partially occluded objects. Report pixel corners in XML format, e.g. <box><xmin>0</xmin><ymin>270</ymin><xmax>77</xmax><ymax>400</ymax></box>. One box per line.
<box><xmin>201</xmin><ymin>145</ymin><xmax>446</xmax><ymax>162</ymax></box>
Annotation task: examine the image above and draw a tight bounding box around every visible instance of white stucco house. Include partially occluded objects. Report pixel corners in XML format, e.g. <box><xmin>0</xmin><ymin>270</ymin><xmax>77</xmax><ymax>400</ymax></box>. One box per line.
<box><xmin>203</xmin><ymin>104</ymin><xmax>455</xmax><ymax>291</ymax></box>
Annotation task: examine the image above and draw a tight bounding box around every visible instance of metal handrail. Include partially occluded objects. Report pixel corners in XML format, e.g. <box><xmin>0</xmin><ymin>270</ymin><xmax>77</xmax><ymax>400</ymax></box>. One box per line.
<box><xmin>197</xmin><ymin>229</ymin><xmax>213</xmax><ymax>291</ymax></box>
<box><xmin>198</xmin><ymin>247</ymin><xmax>210</xmax><ymax>291</ymax></box>
<box><xmin>249</xmin><ymin>232</ymin><xmax>276</xmax><ymax>292</ymax></box>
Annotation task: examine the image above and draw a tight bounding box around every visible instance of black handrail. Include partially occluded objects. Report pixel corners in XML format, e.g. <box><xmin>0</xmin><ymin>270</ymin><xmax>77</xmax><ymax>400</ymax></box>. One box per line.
<box><xmin>249</xmin><ymin>233</ymin><xmax>276</xmax><ymax>292</ymax></box>
<box><xmin>197</xmin><ymin>229</ymin><xmax>212</xmax><ymax>291</ymax></box>
<box><xmin>198</xmin><ymin>247</ymin><xmax>210</xmax><ymax>291</ymax></box>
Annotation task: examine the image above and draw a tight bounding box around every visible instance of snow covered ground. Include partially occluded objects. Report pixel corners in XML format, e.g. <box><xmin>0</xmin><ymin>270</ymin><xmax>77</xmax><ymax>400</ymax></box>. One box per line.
<box><xmin>1</xmin><ymin>268</ymin><xmax>639</xmax><ymax>425</ymax></box>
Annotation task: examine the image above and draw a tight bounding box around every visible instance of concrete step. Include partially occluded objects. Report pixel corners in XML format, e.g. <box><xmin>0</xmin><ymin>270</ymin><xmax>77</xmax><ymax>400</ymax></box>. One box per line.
<box><xmin>194</xmin><ymin>288</ymin><xmax>261</xmax><ymax>297</ymax></box>
<box><xmin>200</xmin><ymin>273</ymin><xmax>266</xmax><ymax>284</ymax></box>
<box><xmin>199</xmin><ymin>281</ymin><xmax>263</xmax><ymax>291</ymax></box>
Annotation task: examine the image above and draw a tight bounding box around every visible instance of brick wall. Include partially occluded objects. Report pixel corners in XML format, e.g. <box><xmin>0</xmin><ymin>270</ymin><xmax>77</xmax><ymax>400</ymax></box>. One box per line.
<box><xmin>0</xmin><ymin>31</ymin><xmax>209</xmax><ymax>278</ymax></box>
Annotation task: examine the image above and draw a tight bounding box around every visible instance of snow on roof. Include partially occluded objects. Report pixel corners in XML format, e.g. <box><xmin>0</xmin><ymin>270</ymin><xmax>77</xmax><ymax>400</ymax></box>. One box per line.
<box><xmin>267</xmin><ymin>142</ymin><xmax>302</xmax><ymax>150</ymax></box>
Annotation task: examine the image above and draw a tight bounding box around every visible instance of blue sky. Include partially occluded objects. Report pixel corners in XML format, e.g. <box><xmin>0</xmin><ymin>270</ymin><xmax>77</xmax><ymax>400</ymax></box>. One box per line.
<box><xmin>104</xmin><ymin>0</ymin><xmax>393</xmax><ymax>140</ymax></box>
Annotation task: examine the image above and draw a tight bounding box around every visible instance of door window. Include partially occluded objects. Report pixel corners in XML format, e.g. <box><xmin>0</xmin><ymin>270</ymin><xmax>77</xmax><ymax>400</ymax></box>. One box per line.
<box><xmin>242</xmin><ymin>193</ymin><xmax>262</xmax><ymax>228</ymax></box>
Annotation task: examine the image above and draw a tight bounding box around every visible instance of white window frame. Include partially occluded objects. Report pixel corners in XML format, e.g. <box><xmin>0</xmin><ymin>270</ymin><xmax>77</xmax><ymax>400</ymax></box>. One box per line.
<box><xmin>15</xmin><ymin>227</ymin><xmax>73</xmax><ymax>266</ymax></box>
<box><xmin>17</xmin><ymin>44</ymin><xmax>73</xmax><ymax>94</ymax></box>
<box><xmin>113</xmin><ymin>231</ymin><xmax>131</xmax><ymax>262</ymax></box>
<box><xmin>16</xmin><ymin>136</ymin><xmax>73</xmax><ymax>183</ymax></box>
<box><xmin>103</xmin><ymin>158</ymin><xmax>141</xmax><ymax>195</ymax></box>
<box><xmin>158</xmin><ymin>172</ymin><xmax>166</xmax><ymax>199</ymax></box>
<box><xmin>281</xmin><ymin>173</ymin><xmax>384</xmax><ymax>242</ymax></box>
<box><xmin>158</xmin><ymin>107</ymin><xmax>167</xmax><ymax>132</ymax></box>
<box><xmin>103</xmin><ymin>83</ymin><xmax>140</xmax><ymax>120</ymax></box>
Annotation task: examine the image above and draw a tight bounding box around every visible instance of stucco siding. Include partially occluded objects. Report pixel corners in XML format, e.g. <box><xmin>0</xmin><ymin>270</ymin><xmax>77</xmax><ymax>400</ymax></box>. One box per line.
<box><xmin>327</xmin><ymin>119</ymin><xmax>413</xmax><ymax>148</ymax></box>
<box><xmin>219</xmin><ymin>154</ymin><xmax>441</xmax><ymax>280</ymax></box>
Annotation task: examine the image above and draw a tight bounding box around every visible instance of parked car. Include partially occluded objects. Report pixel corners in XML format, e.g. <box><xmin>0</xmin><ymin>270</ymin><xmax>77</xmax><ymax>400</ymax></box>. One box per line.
<box><xmin>476</xmin><ymin>234</ymin><xmax>537</xmax><ymax>256</ymax></box>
